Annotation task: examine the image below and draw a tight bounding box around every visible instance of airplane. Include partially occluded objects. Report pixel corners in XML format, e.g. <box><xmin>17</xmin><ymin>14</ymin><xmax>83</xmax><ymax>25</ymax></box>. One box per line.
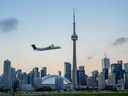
<box><xmin>31</xmin><ymin>44</ymin><xmax>61</xmax><ymax>51</ymax></box>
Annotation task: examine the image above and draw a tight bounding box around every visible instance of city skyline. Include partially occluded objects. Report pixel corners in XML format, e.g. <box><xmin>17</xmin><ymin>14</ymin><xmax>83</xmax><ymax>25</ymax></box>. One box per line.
<box><xmin>0</xmin><ymin>0</ymin><xmax>128</xmax><ymax>76</ymax></box>
<box><xmin>0</xmin><ymin>58</ymin><xmax>128</xmax><ymax>94</ymax></box>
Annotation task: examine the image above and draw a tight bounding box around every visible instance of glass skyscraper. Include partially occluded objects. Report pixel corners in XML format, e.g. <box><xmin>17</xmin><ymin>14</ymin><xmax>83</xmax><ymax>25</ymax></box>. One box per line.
<box><xmin>3</xmin><ymin>59</ymin><xmax>12</xmax><ymax>89</ymax></box>
<box><xmin>64</xmin><ymin>62</ymin><xmax>71</xmax><ymax>81</ymax></box>
<box><xmin>101</xmin><ymin>57</ymin><xmax>110</xmax><ymax>80</ymax></box>
<box><xmin>41</xmin><ymin>67</ymin><xmax>47</xmax><ymax>77</ymax></box>
<box><xmin>77</xmin><ymin>66</ymin><xmax>86</xmax><ymax>86</ymax></box>
<box><xmin>111</xmin><ymin>60</ymin><xmax>124</xmax><ymax>84</ymax></box>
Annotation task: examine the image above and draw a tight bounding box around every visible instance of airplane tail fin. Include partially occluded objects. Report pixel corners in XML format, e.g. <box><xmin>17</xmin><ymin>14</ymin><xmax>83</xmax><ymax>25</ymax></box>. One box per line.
<box><xmin>31</xmin><ymin>44</ymin><xmax>36</xmax><ymax>50</ymax></box>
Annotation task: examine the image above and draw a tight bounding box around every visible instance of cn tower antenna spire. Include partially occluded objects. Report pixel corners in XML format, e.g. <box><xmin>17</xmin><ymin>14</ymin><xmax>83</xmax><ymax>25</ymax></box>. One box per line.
<box><xmin>73</xmin><ymin>8</ymin><xmax>76</xmax><ymax>35</ymax></box>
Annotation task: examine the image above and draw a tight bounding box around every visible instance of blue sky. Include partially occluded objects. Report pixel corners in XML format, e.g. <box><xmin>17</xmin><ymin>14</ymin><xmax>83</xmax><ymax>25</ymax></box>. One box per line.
<box><xmin>0</xmin><ymin>0</ymin><xmax>128</xmax><ymax>75</ymax></box>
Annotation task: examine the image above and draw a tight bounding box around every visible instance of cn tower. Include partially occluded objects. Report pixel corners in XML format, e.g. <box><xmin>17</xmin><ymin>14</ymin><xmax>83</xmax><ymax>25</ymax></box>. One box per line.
<box><xmin>71</xmin><ymin>10</ymin><xmax>78</xmax><ymax>89</ymax></box>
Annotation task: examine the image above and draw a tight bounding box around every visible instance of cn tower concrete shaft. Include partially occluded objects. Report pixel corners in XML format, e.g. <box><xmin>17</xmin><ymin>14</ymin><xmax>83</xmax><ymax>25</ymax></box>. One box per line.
<box><xmin>71</xmin><ymin>10</ymin><xmax>78</xmax><ymax>89</ymax></box>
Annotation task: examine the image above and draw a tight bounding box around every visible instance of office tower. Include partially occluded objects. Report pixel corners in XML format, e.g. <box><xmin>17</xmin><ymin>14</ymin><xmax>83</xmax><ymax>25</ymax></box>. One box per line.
<box><xmin>92</xmin><ymin>70</ymin><xmax>99</xmax><ymax>80</ymax></box>
<box><xmin>77</xmin><ymin>66</ymin><xmax>86</xmax><ymax>86</ymax></box>
<box><xmin>33</xmin><ymin>67</ymin><xmax>40</xmax><ymax>78</ymax></box>
<box><xmin>98</xmin><ymin>72</ymin><xmax>105</xmax><ymax>90</ymax></box>
<box><xmin>124</xmin><ymin>63</ymin><xmax>128</xmax><ymax>89</ymax></box>
<box><xmin>32</xmin><ymin>67</ymin><xmax>40</xmax><ymax>87</ymax></box>
<box><xmin>16</xmin><ymin>69</ymin><xmax>22</xmax><ymax>80</ymax></box>
<box><xmin>11</xmin><ymin>68</ymin><xmax>16</xmax><ymax>80</ymax></box>
<box><xmin>28</xmin><ymin>71</ymin><xmax>33</xmax><ymax>84</ymax></box>
<box><xmin>55</xmin><ymin>76</ymin><xmax>64</xmax><ymax>91</ymax></box>
<box><xmin>105</xmin><ymin>74</ymin><xmax>115</xmax><ymax>89</ymax></box>
<box><xmin>41</xmin><ymin>67</ymin><xmax>47</xmax><ymax>77</ymax></box>
<box><xmin>102</xmin><ymin>57</ymin><xmax>110</xmax><ymax>80</ymax></box>
<box><xmin>111</xmin><ymin>60</ymin><xmax>124</xmax><ymax>90</ymax></box>
<box><xmin>3</xmin><ymin>59</ymin><xmax>12</xmax><ymax>89</ymax></box>
<box><xmin>92</xmin><ymin>70</ymin><xmax>99</xmax><ymax>89</ymax></box>
<box><xmin>58</xmin><ymin>71</ymin><xmax>62</xmax><ymax>76</ymax></box>
<box><xmin>111</xmin><ymin>60</ymin><xmax>124</xmax><ymax>84</ymax></box>
<box><xmin>11</xmin><ymin>68</ymin><xmax>16</xmax><ymax>89</ymax></box>
<box><xmin>16</xmin><ymin>69</ymin><xmax>23</xmax><ymax>88</ymax></box>
<box><xmin>3</xmin><ymin>59</ymin><xmax>11</xmax><ymax>78</ymax></box>
<box><xmin>71</xmin><ymin>10</ymin><xmax>78</xmax><ymax>89</ymax></box>
<box><xmin>64</xmin><ymin>62</ymin><xmax>71</xmax><ymax>81</ymax></box>
<box><xmin>0</xmin><ymin>76</ymin><xmax>4</xmax><ymax>89</ymax></box>
<box><xmin>22</xmin><ymin>72</ymin><xmax>28</xmax><ymax>84</ymax></box>
<box><xmin>87</xmin><ymin>76</ymin><xmax>98</xmax><ymax>89</ymax></box>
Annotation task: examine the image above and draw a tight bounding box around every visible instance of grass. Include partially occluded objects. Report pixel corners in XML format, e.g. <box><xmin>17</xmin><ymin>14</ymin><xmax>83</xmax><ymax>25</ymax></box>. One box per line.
<box><xmin>15</xmin><ymin>91</ymin><xmax>128</xmax><ymax>96</ymax></box>
<box><xmin>1</xmin><ymin>91</ymin><xmax>128</xmax><ymax>96</ymax></box>
<box><xmin>0</xmin><ymin>92</ymin><xmax>11</xmax><ymax>96</ymax></box>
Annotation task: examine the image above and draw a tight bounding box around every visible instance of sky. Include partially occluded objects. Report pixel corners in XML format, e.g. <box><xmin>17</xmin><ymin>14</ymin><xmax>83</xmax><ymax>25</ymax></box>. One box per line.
<box><xmin>0</xmin><ymin>0</ymin><xmax>128</xmax><ymax>75</ymax></box>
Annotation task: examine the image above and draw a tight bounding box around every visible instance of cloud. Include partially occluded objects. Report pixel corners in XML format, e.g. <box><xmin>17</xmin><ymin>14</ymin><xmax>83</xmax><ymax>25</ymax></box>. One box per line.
<box><xmin>0</xmin><ymin>18</ymin><xmax>18</xmax><ymax>32</ymax></box>
<box><xmin>113</xmin><ymin>37</ymin><xmax>128</xmax><ymax>46</ymax></box>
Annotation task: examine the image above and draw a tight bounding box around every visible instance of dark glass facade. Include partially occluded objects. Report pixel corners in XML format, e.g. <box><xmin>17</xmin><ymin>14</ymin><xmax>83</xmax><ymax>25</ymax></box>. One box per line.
<box><xmin>64</xmin><ymin>62</ymin><xmax>71</xmax><ymax>81</ymax></box>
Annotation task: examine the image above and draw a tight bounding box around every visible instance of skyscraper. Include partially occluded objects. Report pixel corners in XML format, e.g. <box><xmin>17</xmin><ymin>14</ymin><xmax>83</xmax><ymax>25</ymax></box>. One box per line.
<box><xmin>41</xmin><ymin>67</ymin><xmax>47</xmax><ymax>77</ymax></box>
<box><xmin>124</xmin><ymin>63</ymin><xmax>128</xmax><ymax>89</ymax></box>
<box><xmin>11</xmin><ymin>68</ymin><xmax>16</xmax><ymax>89</ymax></box>
<box><xmin>3</xmin><ymin>59</ymin><xmax>12</xmax><ymax>89</ymax></box>
<box><xmin>77</xmin><ymin>66</ymin><xmax>86</xmax><ymax>86</ymax></box>
<box><xmin>3</xmin><ymin>59</ymin><xmax>11</xmax><ymax>77</ymax></box>
<box><xmin>71</xmin><ymin>10</ymin><xmax>78</xmax><ymax>89</ymax></box>
<box><xmin>33</xmin><ymin>67</ymin><xmax>40</xmax><ymax>78</ymax></box>
<box><xmin>92</xmin><ymin>70</ymin><xmax>99</xmax><ymax>89</ymax></box>
<box><xmin>64</xmin><ymin>62</ymin><xmax>71</xmax><ymax>81</ymax></box>
<box><xmin>111</xmin><ymin>60</ymin><xmax>124</xmax><ymax>84</ymax></box>
<box><xmin>102</xmin><ymin>56</ymin><xmax>110</xmax><ymax>80</ymax></box>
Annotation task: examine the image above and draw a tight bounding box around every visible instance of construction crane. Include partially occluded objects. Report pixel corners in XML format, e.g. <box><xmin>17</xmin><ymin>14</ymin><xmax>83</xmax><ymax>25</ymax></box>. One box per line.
<box><xmin>31</xmin><ymin>44</ymin><xmax>61</xmax><ymax>51</ymax></box>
